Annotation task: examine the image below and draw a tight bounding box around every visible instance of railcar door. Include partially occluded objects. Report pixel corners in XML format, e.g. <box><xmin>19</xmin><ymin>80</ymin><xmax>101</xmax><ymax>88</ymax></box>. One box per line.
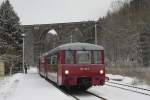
<box><xmin>39</xmin><ymin>57</ymin><xmax>47</xmax><ymax>77</ymax></box>
<box><xmin>47</xmin><ymin>53</ymin><xmax>58</xmax><ymax>83</ymax></box>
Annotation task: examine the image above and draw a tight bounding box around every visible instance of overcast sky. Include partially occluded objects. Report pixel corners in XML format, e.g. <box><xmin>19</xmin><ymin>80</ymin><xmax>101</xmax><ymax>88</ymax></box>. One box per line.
<box><xmin>1</xmin><ymin>0</ymin><xmax>114</xmax><ymax>25</ymax></box>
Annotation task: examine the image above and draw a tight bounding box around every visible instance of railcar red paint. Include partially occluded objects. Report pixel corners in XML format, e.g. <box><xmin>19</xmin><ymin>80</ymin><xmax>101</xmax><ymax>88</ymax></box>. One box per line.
<box><xmin>39</xmin><ymin>43</ymin><xmax>106</xmax><ymax>90</ymax></box>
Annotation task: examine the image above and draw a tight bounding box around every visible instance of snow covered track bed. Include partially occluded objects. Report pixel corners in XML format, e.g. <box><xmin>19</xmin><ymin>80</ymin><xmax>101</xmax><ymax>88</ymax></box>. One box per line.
<box><xmin>45</xmin><ymin>79</ymin><xmax>80</xmax><ymax>100</ymax></box>
<box><xmin>65</xmin><ymin>91</ymin><xmax>107</xmax><ymax>100</ymax></box>
<box><xmin>106</xmin><ymin>83</ymin><xmax>150</xmax><ymax>96</ymax></box>
<box><xmin>107</xmin><ymin>81</ymin><xmax>150</xmax><ymax>92</ymax></box>
<box><xmin>88</xmin><ymin>85</ymin><xmax>150</xmax><ymax>100</ymax></box>
<box><xmin>106</xmin><ymin>82</ymin><xmax>150</xmax><ymax>96</ymax></box>
<box><xmin>47</xmin><ymin>78</ymin><xmax>107</xmax><ymax>100</ymax></box>
<box><xmin>84</xmin><ymin>91</ymin><xmax>107</xmax><ymax>100</ymax></box>
<box><xmin>106</xmin><ymin>74</ymin><xmax>150</xmax><ymax>97</ymax></box>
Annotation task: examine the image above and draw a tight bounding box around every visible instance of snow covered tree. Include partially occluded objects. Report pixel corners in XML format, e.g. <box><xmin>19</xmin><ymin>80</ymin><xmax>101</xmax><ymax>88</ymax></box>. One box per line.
<box><xmin>0</xmin><ymin>0</ymin><xmax>22</xmax><ymax>54</ymax></box>
<box><xmin>0</xmin><ymin>0</ymin><xmax>22</xmax><ymax>55</ymax></box>
<box><xmin>100</xmin><ymin>0</ymin><xmax>150</xmax><ymax>67</ymax></box>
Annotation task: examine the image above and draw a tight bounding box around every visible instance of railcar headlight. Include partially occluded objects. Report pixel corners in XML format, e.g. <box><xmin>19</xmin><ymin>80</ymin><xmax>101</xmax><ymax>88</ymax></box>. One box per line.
<box><xmin>100</xmin><ymin>70</ymin><xmax>104</xmax><ymax>74</ymax></box>
<box><xmin>65</xmin><ymin>70</ymin><xmax>69</xmax><ymax>75</ymax></box>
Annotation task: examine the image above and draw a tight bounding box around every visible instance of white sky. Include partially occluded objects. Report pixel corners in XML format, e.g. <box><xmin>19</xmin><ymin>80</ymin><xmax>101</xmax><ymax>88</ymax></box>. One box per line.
<box><xmin>0</xmin><ymin>0</ymin><xmax>114</xmax><ymax>25</ymax></box>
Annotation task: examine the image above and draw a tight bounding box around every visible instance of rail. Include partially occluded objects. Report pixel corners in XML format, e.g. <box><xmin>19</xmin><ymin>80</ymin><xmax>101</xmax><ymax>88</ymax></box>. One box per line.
<box><xmin>106</xmin><ymin>82</ymin><xmax>150</xmax><ymax>96</ymax></box>
<box><xmin>107</xmin><ymin>81</ymin><xmax>150</xmax><ymax>92</ymax></box>
<box><xmin>85</xmin><ymin>91</ymin><xmax>107</xmax><ymax>100</ymax></box>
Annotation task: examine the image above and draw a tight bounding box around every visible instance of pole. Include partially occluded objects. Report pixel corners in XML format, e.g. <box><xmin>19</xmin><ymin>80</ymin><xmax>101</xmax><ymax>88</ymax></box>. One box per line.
<box><xmin>70</xmin><ymin>34</ymin><xmax>73</xmax><ymax>43</ymax></box>
<box><xmin>95</xmin><ymin>22</ymin><xmax>97</xmax><ymax>45</ymax></box>
<box><xmin>22</xmin><ymin>33</ymin><xmax>26</xmax><ymax>73</ymax></box>
<box><xmin>23</xmin><ymin>36</ymin><xmax>25</xmax><ymax>73</ymax></box>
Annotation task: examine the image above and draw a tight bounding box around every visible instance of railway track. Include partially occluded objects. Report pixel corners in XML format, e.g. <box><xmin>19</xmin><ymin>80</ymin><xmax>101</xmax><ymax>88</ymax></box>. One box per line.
<box><xmin>107</xmin><ymin>81</ymin><xmax>150</xmax><ymax>92</ymax></box>
<box><xmin>46</xmin><ymin>78</ymin><xmax>79</xmax><ymax>100</ymax></box>
<box><xmin>46</xmin><ymin>78</ymin><xmax>107</xmax><ymax>100</ymax></box>
<box><xmin>85</xmin><ymin>91</ymin><xmax>107</xmax><ymax>100</ymax></box>
<box><xmin>70</xmin><ymin>91</ymin><xmax>107</xmax><ymax>100</ymax></box>
<box><xmin>106</xmin><ymin>81</ymin><xmax>150</xmax><ymax>96</ymax></box>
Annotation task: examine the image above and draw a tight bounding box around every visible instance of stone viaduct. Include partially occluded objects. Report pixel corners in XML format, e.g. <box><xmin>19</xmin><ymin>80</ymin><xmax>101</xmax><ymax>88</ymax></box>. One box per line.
<box><xmin>22</xmin><ymin>21</ymin><xmax>101</xmax><ymax>65</ymax></box>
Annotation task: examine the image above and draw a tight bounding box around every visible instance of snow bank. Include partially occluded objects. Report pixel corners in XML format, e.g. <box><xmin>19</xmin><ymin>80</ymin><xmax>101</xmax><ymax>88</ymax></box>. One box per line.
<box><xmin>0</xmin><ymin>73</ymin><xmax>23</xmax><ymax>100</ymax></box>
<box><xmin>107</xmin><ymin>74</ymin><xmax>137</xmax><ymax>85</ymax></box>
<box><xmin>107</xmin><ymin>74</ymin><xmax>150</xmax><ymax>89</ymax></box>
<box><xmin>107</xmin><ymin>74</ymin><xmax>125</xmax><ymax>81</ymax></box>
<box><xmin>0</xmin><ymin>70</ymin><xmax>73</xmax><ymax>100</ymax></box>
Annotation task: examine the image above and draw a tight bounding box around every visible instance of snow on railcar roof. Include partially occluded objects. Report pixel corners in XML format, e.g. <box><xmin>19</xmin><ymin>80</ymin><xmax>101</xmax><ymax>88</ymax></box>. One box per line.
<box><xmin>47</xmin><ymin>42</ymin><xmax>104</xmax><ymax>54</ymax></box>
<box><xmin>58</xmin><ymin>42</ymin><xmax>104</xmax><ymax>50</ymax></box>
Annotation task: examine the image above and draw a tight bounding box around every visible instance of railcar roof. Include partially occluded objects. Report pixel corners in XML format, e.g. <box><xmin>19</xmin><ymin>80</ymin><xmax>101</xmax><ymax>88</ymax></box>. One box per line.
<box><xmin>47</xmin><ymin>43</ymin><xmax>104</xmax><ymax>55</ymax></box>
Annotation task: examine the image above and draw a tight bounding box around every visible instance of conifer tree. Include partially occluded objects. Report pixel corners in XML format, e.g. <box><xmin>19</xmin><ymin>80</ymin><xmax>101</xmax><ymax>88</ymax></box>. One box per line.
<box><xmin>0</xmin><ymin>0</ymin><xmax>22</xmax><ymax>54</ymax></box>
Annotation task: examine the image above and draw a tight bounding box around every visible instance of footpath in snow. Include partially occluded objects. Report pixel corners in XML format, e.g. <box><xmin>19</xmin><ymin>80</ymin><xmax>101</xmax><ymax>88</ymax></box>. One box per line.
<box><xmin>0</xmin><ymin>68</ymin><xmax>73</xmax><ymax>100</ymax></box>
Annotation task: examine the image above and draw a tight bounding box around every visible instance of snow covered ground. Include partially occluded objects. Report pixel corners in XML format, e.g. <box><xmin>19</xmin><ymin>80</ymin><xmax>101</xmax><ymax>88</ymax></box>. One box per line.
<box><xmin>107</xmin><ymin>74</ymin><xmax>150</xmax><ymax>89</ymax></box>
<box><xmin>0</xmin><ymin>68</ymin><xmax>73</xmax><ymax>100</ymax></box>
<box><xmin>0</xmin><ymin>67</ymin><xmax>150</xmax><ymax>100</ymax></box>
<box><xmin>88</xmin><ymin>74</ymin><xmax>150</xmax><ymax>100</ymax></box>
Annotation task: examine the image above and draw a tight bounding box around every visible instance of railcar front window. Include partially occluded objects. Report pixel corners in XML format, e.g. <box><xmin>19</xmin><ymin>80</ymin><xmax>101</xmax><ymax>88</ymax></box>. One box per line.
<box><xmin>93</xmin><ymin>51</ymin><xmax>101</xmax><ymax>64</ymax></box>
<box><xmin>76</xmin><ymin>51</ymin><xmax>91</xmax><ymax>64</ymax></box>
<box><xmin>65</xmin><ymin>51</ymin><xmax>74</xmax><ymax>64</ymax></box>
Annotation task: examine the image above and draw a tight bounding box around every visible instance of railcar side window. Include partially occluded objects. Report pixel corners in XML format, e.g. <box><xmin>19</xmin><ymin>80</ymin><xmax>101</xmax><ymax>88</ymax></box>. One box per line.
<box><xmin>65</xmin><ymin>51</ymin><xmax>74</xmax><ymax>64</ymax></box>
<box><xmin>47</xmin><ymin>55</ymin><xmax>51</xmax><ymax>64</ymax></box>
<box><xmin>93</xmin><ymin>51</ymin><xmax>101</xmax><ymax>64</ymax></box>
<box><xmin>76</xmin><ymin>51</ymin><xmax>91</xmax><ymax>64</ymax></box>
<box><xmin>51</xmin><ymin>55</ymin><xmax>57</xmax><ymax>64</ymax></box>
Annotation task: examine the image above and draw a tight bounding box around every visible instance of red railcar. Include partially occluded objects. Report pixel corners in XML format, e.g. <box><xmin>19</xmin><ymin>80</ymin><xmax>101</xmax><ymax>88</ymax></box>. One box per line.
<box><xmin>39</xmin><ymin>43</ymin><xmax>106</xmax><ymax>90</ymax></box>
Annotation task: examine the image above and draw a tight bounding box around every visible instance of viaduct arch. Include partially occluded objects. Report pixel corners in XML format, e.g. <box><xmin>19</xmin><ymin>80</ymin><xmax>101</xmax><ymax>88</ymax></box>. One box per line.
<box><xmin>23</xmin><ymin>21</ymin><xmax>101</xmax><ymax>65</ymax></box>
